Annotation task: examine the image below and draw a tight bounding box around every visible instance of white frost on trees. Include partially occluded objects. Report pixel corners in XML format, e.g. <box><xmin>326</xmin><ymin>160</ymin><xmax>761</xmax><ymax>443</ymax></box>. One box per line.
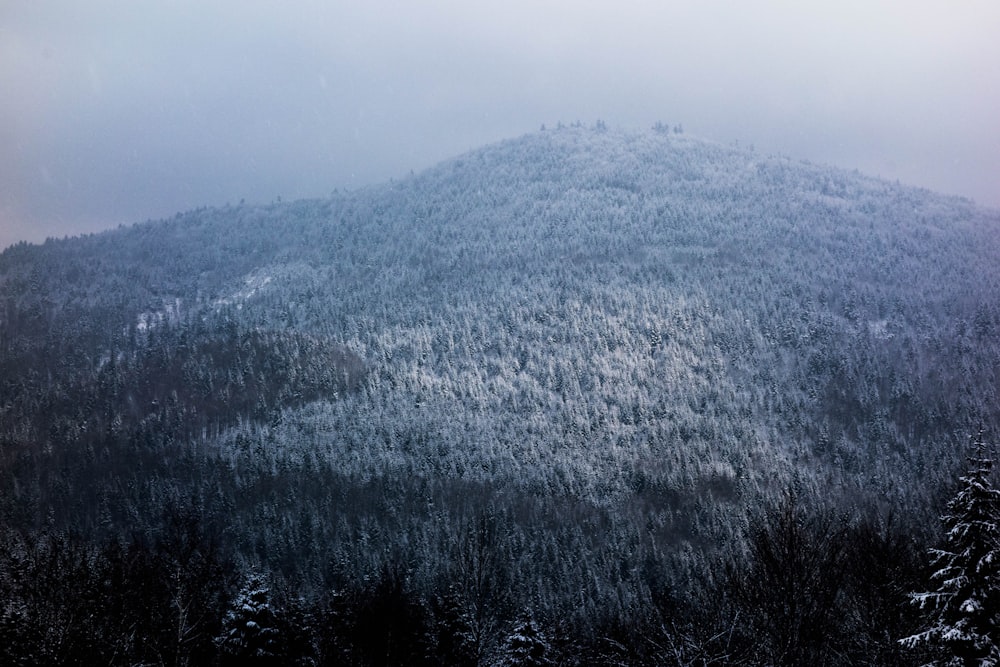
<box><xmin>901</xmin><ymin>434</ymin><xmax>1000</xmax><ymax>666</ymax></box>
<box><xmin>499</xmin><ymin>613</ymin><xmax>554</xmax><ymax>667</ymax></box>
<box><xmin>216</xmin><ymin>572</ymin><xmax>283</xmax><ymax>662</ymax></box>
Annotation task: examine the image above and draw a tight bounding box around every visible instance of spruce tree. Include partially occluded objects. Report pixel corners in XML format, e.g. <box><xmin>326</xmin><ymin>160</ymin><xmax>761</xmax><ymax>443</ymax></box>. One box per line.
<box><xmin>500</xmin><ymin>613</ymin><xmax>553</xmax><ymax>667</ymax></box>
<box><xmin>901</xmin><ymin>435</ymin><xmax>1000</xmax><ymax>666</ymax></box>
<box><xmin>216</xmin><ymin>572</ymin><xmax>284</xmax><ymax>665</ymax></box>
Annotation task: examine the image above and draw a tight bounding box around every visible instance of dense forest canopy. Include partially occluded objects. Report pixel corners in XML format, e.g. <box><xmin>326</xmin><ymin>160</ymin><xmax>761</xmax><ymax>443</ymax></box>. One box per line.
<box><xmin>2</xmin><ymin>125</ymin><xmax>999</xmax><ymax>664</ymax></box>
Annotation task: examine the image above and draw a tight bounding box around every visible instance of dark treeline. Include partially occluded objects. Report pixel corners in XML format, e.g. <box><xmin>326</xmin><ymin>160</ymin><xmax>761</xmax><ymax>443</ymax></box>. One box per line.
<box><xmin>1</xmin><ymin>489</ymin><xmax>937</xmax><ymax>666</ymax></box>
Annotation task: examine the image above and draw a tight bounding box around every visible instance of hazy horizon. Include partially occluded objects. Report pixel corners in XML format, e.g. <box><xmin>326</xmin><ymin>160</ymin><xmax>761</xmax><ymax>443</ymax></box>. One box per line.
<box><xmin>3</xmin><ymin>1</ymin><xmax>999</xmax><ymax>249</ymax></box>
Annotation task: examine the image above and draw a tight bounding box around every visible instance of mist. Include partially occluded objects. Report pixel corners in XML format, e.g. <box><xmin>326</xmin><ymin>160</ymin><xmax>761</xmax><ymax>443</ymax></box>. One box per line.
<box><xmin>3</xmin><ymin>0</ymin><xmax>999</xmax><ymax>249</ymax></box>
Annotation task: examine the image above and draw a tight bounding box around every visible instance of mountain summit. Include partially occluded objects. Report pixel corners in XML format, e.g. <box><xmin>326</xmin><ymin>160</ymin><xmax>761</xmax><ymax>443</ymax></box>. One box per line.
<box><xmin>2</xmin><ymin>125</ymin><xmax>999</xmax><ymax>661</ymax></box>
<box><xmin>3</xmin><ymin>126</ymin><xmax>999</xmax><ymax>507</ymax></box>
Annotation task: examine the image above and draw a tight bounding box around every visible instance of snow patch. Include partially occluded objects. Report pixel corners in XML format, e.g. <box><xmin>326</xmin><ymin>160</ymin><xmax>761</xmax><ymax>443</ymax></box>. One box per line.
<box><xmin>867</xmin><ymin>319</ymin><xmax>893</xmax><ymax>341</ymax></box>
<box><xmin>213</xmin><ymin>274</ymin><xmax>273</xmax><ymax>311</ymax></box>
<box><xmin>135</xmin><ymin>297</ymin><xmax>183</xmax><ymax>332</ymax></box>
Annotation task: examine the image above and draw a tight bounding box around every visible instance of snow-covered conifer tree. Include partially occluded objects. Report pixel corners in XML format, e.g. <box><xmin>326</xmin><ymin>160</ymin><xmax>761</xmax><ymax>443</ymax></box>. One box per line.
<box><xmin>901</xmin><ymin>435</ymin><xmax>1000</xmax><ymax>665</ymax></box>
<box><xmin>216</xmin><ymin>572</ymin><xmax>283</xmax><ymax>665</ymax></box>
<box><xmin>499</xmin><ymin>613</ymin><xmax>553</xmax><ymax>667</ymax></box>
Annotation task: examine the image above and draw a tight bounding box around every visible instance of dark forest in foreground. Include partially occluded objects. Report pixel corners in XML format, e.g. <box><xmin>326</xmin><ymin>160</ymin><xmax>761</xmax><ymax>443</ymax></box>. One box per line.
<box><xmin>2</xmin><ymin>125</ymin><xmax>999</xmax><ymax>664</ymax></box>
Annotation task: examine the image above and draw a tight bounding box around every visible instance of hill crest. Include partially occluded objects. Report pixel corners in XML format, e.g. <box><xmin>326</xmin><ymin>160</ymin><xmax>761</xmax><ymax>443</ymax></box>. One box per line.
<box><xmin>2</xmin><ymin>124</ymin><xmax>999</xmax><ymax>513</ymax></box>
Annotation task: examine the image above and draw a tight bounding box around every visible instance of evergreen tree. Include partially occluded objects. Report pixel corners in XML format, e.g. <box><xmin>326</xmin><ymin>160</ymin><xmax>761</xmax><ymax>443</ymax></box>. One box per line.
<box><xmin>499</xmin><ymin>613</ymin><xmax>553</xmax><ymax>667</ymax></box>
<box><xmin>217</xmin><ymin>572</ymin><xmax>284</xmax><ymax>665</ymax></box>
<box><xmin>901</xmin><ymin>435</ymin><xmax>1000</xmax><ymax>665</ymax></box>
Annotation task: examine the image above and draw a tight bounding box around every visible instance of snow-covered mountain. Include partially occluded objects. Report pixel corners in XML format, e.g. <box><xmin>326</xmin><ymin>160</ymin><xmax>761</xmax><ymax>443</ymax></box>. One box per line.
<box><xmin>2</xmin><ymin>124</ymin><xmax>999</xmax><ymax>663</ymax></box>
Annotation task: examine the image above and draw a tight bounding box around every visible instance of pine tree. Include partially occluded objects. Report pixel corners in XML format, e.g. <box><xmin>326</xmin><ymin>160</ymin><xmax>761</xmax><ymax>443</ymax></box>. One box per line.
<box><xmin>499</xmin><ymin>613</ymin><xmax>553</xmax><ymax>667</ymax></box>
<box><xmin>901</xmin><ymin>435</ymin><xmax>1000</xmax><ymax>666</ymax></box>
<box><xmin>216</xmin><ymin>572</ymin><xmax>284</xmax><ymax>665</ymax></box>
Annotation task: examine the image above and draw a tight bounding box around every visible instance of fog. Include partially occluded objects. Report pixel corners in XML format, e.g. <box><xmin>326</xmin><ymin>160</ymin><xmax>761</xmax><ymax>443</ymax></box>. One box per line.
<box><xmin>3</xmin><ymin>1</ymin><xmax>999</xmax><ymax>249</ymax></box>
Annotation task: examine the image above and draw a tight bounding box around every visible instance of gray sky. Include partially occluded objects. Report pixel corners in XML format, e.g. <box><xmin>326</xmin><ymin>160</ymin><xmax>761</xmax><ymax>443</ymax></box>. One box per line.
<box><xmin>2</xmin><ymin>1</ymin><xmax>999</xmax><ymax>249</ymax></box>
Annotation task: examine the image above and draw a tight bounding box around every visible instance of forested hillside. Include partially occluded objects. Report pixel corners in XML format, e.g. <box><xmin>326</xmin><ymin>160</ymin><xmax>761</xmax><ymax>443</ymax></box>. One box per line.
<box><xmin>2</xmin><ymin>125</ymin><xmax>999</xmax><ymax>664</ymax></box>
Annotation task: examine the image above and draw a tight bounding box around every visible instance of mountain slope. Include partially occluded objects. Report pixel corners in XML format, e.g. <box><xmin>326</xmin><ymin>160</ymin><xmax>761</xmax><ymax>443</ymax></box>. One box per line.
<box><xmin>5</xmin><ymin>124</ymin><xmax>1000</xmax><ymax>663</ymax></box>
<box><xmin>2</xmin><ymin>124</ymin><xmax>1000</xmax><ymax>586</ymax></box>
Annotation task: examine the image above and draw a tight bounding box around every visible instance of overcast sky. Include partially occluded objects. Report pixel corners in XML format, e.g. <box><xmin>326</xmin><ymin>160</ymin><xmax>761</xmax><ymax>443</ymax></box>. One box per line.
<box><xmin>2</xmin><ymin>1</ymin><xmax>999</xmax><ymax>249</ymax></box>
